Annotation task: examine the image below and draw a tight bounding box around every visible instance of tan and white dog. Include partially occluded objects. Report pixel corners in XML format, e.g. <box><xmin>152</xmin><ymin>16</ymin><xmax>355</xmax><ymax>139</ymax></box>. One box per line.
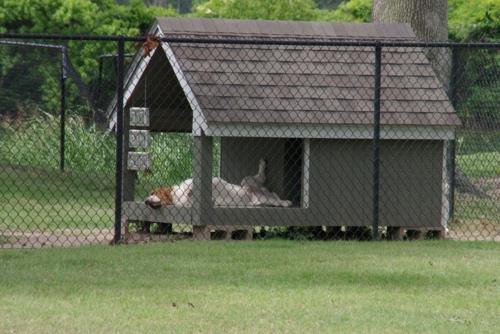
<box><xmin>145</xmin><ymin>159</ymin><xmax>292</xmax><ymax>208</ymax></box>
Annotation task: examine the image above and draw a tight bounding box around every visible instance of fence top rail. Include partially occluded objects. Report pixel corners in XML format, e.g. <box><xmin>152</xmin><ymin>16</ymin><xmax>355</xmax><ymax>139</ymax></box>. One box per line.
<box><xmin>0</xmin><ymin>32</ymin><xmax>498</xmax><ymax>48</ymax></box>
<box><xmin>0</xmin><ymin>39</ymin><xmax>67</xmax><ymax>50</ymax></box>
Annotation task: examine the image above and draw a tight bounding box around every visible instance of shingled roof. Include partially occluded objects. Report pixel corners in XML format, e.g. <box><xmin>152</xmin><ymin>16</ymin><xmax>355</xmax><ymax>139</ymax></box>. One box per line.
<box><xmin>156</xmin><ymin>17</ymin><xmax>416</xmax><ymax>41</ymax></box>
<box><xmin>110</xmin><ymin>18</ymin><xmax>460</xmax><ymax>131</ymax></box>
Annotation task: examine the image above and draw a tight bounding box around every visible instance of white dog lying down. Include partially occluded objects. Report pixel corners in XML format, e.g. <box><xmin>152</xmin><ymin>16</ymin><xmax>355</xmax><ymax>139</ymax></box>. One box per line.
<box><xmin>145</xmin><ymin>159</ymin><xmax>292</xmax><ymax>208</ymax></box>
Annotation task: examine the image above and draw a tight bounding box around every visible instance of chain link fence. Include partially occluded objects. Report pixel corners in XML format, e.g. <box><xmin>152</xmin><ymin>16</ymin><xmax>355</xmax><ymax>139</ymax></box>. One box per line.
<box><xmin>0</xmin><ymin>39</ymin><xmax>118</xmax><ymax>247</ymax></box>
<box><xmin>0</xmin><ymin>28</ymin><xmax>498</xmax><ymax>247</ymax></box>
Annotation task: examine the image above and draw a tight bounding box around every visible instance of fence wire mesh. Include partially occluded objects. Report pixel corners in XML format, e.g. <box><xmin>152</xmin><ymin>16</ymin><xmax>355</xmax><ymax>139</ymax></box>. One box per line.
<box><xmin>0</xmin><ymin>35</ymin><xmax>498</xmax><ymax>247</ymax></box>
<box><xmin>0</xmin><ymin>39</ymin><xmax>118</xmax><ymax>247</ymax></box>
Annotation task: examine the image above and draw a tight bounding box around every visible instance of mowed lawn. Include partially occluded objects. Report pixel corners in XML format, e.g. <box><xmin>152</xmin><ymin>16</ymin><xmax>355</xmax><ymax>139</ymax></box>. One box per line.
<box><xmin>0</xmin><ymin>166</ymin><xmax>115</xmax><ymax>231</ymax></box>
<box><xmin>1</xmin><ymin>241</ymin><xmax>499</xmax><ymax>334</ymax></box>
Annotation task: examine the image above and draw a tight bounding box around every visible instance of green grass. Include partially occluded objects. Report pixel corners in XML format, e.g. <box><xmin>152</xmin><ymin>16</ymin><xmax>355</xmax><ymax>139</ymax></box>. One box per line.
<box><xmin>456</xmin><ymin>131</ymin><xmax>499</xmax><ymax>155</ymax></box>
<box><xmin>0</xmin><ymin>166</ymin><xmax>114</xmax><ymax>230</ymax></box>
<box><xmin>457</xmin><ymin>151</ymin><xmax>500</xmax><ymax>178</ymax></box>
<box><xmin>456</xmin><ymin>130</ymin><xmax>499</xmax><ymax>179</ymax></box>
<box><xmin>454</xmin><ymin>195</ymin><xmax>499</xmax><ymax>222</ymax></box>
<box><xmin>0</xmin><ymin>241</ymin><xmax>499</xmax><ymax>333</ymax></box>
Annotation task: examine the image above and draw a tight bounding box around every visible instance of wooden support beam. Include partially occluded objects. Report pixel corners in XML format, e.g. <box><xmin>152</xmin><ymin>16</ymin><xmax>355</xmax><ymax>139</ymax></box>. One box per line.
<box><xmin>387</xmin><ymin>226</ymin><xmax>405</xmax><ymax>240</ymax></box>
<box><xmin>193</xmin><ymin>225</ymin><xmax>211</xmax><ymax>240</ymax></box>
<box><xmin>406</xmin><ymin>229</ymin><xmax>426</xmax><ymax>240</ymax></box>
<box><xmin>325</xmin><ymin>226</ymin><xmax>342</xmax><ymax>239</ymax></box>
<box><xmin>436</xmin><ymin>229</ymin><xmax>447</xmax><ymax>240</ymax></box>
<box><xmin>192</xmin><ymin>134</ymin><xmax>213</xmax><ymax>227</ymax></box>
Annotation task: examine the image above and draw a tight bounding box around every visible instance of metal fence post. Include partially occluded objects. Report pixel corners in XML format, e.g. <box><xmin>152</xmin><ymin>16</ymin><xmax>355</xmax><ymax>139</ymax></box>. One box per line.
<box><xmin>372</xmin><ymin>43</ymin><xmax>382</xmax><ymax>240</ymax></box>
<box><xmin>448</xmin><ymin>47</ymin><xmax>459</xmax><ymax>221</ymax></box>
<box><xmin>449</xmin><ymin>139</ymin><xmax>456</xmax><ymax>219</ymax></box>
<box><xmin>114</xmin><ymin>38</ymin><xmax>125</xmax><ymax>244</ymax></box>
<box><xmin>59</xmin><ymin>47</ymin><xmax>67</xmax><ymax>172</ymax></box>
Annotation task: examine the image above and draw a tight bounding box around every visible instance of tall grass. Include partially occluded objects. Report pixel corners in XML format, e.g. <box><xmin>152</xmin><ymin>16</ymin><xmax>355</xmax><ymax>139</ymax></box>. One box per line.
<box><xmin>0</xmin><ymin>114</ymin><xmax>218</xmax><ymax>193</ymax></box>
<box><xmin>139</xmin><ymin>132</ymin><xmax>194</xmax><ymax>188</ymax></box>
<box><xmin>0</xmin><ymin>113</ymin><xmax>115</xmax><ymax>174</ymax></box>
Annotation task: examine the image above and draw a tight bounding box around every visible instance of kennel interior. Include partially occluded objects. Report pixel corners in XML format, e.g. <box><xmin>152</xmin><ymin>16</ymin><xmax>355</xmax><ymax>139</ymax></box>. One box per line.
<box><xmin>107</xmin><ymin>18</ymin><xmax>460</xmax><ymax>234</ymax></box>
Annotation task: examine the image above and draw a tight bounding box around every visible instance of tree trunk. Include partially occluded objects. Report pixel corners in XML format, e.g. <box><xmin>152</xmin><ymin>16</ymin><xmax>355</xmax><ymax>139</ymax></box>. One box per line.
<box><xmin>372</xmin><ymin>0</ymin><xmax>450</xmax><ymax>88</ymax></box>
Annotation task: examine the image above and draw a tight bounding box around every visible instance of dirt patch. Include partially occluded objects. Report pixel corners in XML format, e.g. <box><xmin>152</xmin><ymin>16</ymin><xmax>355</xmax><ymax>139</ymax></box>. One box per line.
<box><xmin>451</xmin><ymin>176</ymin><xmax>499</xmax><ymax>241</ymax></box>
<box><xmin>475</xmin><ymin>176</ymin><xmax>500</xmax><ymax>197</ymax></box>
<box><xmin>448</xmin><ymin>219</ymin><xmax>500</xmax><ymax>242</ymax></box>
<box><xmin>124</xmin><ymin>231</ymin><xmax>192</xmax><ymax>244</ymax></box>
<box><xmin>0</xmin><ymin>229</ymin><xmax>114</xmax><ymax>248</ymax></box>
<box><xmin>0</xmin><ymin>228</ymin><xmax>195</xmax><ymax>248</ymax></box>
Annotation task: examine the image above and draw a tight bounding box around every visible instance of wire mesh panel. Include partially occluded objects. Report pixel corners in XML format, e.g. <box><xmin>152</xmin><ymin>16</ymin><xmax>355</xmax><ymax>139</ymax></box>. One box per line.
<box><xmin>0</xmin><ymin>39</ymin><xmax>118</xmax><ymax>248</ymax></box>
<box><xmin>450</xmin><ymin>47</ymin><xmax>500</xmax><ymax>241</ymax></box>
<box><xmin>119</xmin><ymin>40</ymin><xmax>379</xmax><ymax>242</ymax></box>
<box><xmin>0</xmin><ymin>31</ymin><xmax>498</xmax><ymax>247</ymax></box>
<box><xmin>120</xmin><ymin>37</ymin><xmax>498</xmax><ymax>243</ymax></box>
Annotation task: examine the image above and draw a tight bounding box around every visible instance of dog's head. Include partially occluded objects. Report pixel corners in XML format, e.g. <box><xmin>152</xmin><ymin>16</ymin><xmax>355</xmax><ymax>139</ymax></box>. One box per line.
<box><xmin>145</xmin><ymin>187</ymin><xmax>173</xmax><ymax>209</ymax></box>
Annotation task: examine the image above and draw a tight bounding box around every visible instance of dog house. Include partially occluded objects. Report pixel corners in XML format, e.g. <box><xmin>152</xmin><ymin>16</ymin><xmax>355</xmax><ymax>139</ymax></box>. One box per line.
<box><xmin>107</xmin><ymin>18</ymin><xmax>460</xmax><ymax>238</ymax></box>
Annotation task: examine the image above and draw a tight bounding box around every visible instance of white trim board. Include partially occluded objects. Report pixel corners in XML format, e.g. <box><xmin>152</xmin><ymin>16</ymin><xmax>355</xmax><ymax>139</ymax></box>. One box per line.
<box><xmin>440</xmin><ymin>140</ymin><xmax>451</xmax><ymax>229</ymax></box>
<box><xmin>204</xmin><ymin>123</ymin><xmax>455</xmax><ymax>140</ymax></box>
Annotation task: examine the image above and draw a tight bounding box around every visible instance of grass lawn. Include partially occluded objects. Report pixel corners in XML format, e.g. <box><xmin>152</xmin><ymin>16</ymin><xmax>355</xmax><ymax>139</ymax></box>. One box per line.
<box><xmin>1</xmin><ymin>241</ymin><xmax>499</xmax><ymax>334</ymax></box>
<box><xmin>457</xmin><ymin>151</ymin><xmax>500</xmax><ymax>178</ymax></box>
<box><xmin>0</xmin><ymin>166</ymin><xmax>115</xmax><ymax>231</ymax></box>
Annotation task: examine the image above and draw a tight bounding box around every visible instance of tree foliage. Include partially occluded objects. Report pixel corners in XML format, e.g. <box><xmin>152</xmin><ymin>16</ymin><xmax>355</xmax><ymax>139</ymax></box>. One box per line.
<box><xmin>193</xmin><ymin>0</ymin><xmax>319</xmax><ymax>21</ymax></box>
<box><xmin>0</xmin><ymin>0</ymin><xmax>178</xmax><ymax>35</ymax></box>
<box><xmin>318</xmin><ymin>0</ymin><xmax>499</xmax><ymax>41</ymax></box>
<box><xmin>449</xmin><ymin>0</ymin><xmax>499</xmax><ymax>41</ymax></box>
<box><xmin>0</xmin><ymin>0</ymin><xmax>178</xmax><ymax>119</ymax></box>
<box><xmin>320</xmin><ymin>0</ymin><xmax>371</xmax><ymax>22</ymax></box>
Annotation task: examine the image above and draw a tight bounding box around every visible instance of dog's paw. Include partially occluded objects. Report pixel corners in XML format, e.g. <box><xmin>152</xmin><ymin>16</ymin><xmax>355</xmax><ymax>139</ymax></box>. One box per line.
<box><xmin>145</xmin><ymin>195</ymin><xmax>162</xmax><ymax>209</ymax></box>
<box><xmin>281</xmin><ymin>200</ymin><xmax>293</xmax><ymax>207</ymax></box>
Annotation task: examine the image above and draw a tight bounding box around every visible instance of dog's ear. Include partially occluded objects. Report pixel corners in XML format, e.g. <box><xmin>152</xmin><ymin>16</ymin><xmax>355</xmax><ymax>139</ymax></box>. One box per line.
<box><xmin>153</xmin><ymin>187</ymin><xmax>173</xmax><ymax>206</ymax></box>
